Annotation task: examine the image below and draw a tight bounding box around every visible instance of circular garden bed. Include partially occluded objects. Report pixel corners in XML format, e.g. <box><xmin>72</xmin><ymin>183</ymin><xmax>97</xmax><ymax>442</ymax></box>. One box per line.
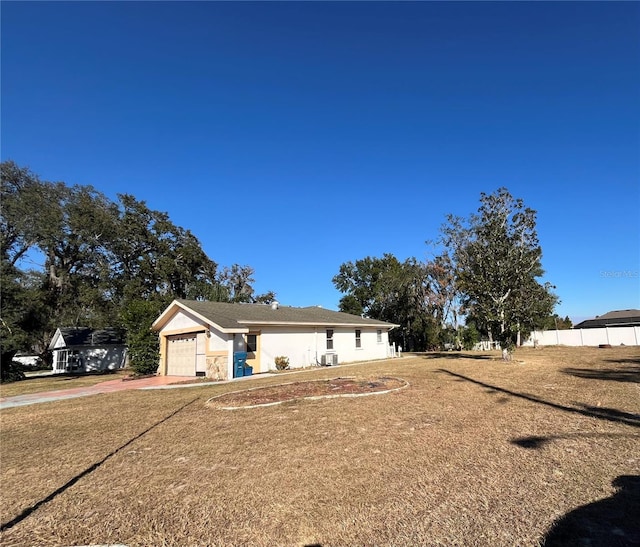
<box><xmin>205</xmin><ymin>376</ymin><xmax>408</xmax><ymax>410</ymax></box>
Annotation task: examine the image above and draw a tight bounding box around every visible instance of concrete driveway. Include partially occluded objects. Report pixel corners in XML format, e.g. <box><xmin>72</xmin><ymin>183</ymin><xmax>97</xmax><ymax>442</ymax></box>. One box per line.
<box><xmin>0</xmin><ymin>375</ymin><xmax>197</xmax><ymax>410</ymax></box>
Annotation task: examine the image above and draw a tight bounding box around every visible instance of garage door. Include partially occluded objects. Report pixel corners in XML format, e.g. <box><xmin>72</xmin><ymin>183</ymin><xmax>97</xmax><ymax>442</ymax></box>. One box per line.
<box><xmin>166</xmin><ymin>334</ymin><xmax>197</xmax><ymax>376</ymax></box>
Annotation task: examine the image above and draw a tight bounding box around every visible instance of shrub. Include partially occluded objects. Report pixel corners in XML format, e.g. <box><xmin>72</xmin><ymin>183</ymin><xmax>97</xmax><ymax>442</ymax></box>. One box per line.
<box><xmin>121</xmin><ymin>299</ymin><xmax>162</xmax><ymax>376</ymax></box>
<box><xmin>274</xmin><ymin>356</ymin><xmax>290</xmax><ymax>370</ymax></box>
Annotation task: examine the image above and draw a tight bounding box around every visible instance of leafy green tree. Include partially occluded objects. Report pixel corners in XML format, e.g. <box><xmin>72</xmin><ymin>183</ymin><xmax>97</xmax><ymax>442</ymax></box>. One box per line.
<box><xmin>1</xmin><ymin>161</ymin><xmax>275</xmax><ymax>378</ymax></box>
<box><xmin>539</xmin><ymin>313</ymin><xmax>573</xmax><ymax>331</ymax></box>
<box><xmin>1</xmin><ymin>163</ymin><xmax>52</xmax><ymax>379</ymax></box>
<box><xmin>120</xmin><ymin>299</ymin><xmax>164</xmax><ymax>375</ymax></box>
<box><xmin>461</xmin><ymin>321</ymin><xmax>480</xmax><ymax>350</ymax></box>
<box><xmin>112</xmin><ymin>194</ymin><xmax>220</xmax><ymax>303</ymax></box>
<box><xmin>441</xmin><ymin>188</ymin><xmax>557</xmax><ymax>352</ymax></box>
<box><xmin>333</xmin><ymin>254</ymin><xmax>443</xmax><ymax>351</ymax></box>
<box><xmin>0</xmin><ymin>261</ymin><xmax>40</xmax><ymax>380</ymax></box>
<box><xmin>338</xmin><ymin>294</ymin><xmax>364</xmax><ymax>316</ymax></box>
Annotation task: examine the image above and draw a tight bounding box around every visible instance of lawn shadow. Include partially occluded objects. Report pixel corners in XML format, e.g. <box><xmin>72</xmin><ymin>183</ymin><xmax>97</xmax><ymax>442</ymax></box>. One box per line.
<box><xmin>562</xmin><ymin>366</ymin><xmax>640</xmax><ymax>383</ymax></box>
<box><xmin>422</xmin><ymin>352</ymin><xmax>495</xmax><ymax>361</ymax></box>
<box><xmin>543</xmin><ymin>475</ymin><xmax>640</xmax><ymax>546</ymax></box>
<box><xmin>575</xmin><ymin>403</ymin><xmax>640</xmax><ymax>425</ymax></box>
<box><xmin>437</xmin><ymin>369</ymin><xmax>640</xmax><ymax>428</ymax></box>
<box><xmin>511</xmin><ymin>432</ymin><xmax>639</xmax><ymax>450</ymax></box>
<box><xmin>604</xmin><ymin>356</ymin><xmax>640</xmax><ymax>365</ymax></box>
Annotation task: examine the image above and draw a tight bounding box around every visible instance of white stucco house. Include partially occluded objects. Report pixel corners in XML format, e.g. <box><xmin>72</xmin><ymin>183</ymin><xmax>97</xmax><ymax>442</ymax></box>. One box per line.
<box><xmin>152</xmin><ymin>300</ymin><xmax>399</xmax><ymax>380</ymax></box>
<box><xmin>49</xmin><ymin>327</ymin><xmax>128</xmax><ymax>374</ymax></box>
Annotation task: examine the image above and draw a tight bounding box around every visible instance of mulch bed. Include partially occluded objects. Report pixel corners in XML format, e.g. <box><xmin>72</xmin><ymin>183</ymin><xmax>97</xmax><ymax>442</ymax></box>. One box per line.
<box><xmin>206</xmin><ymin>376</ymin><xmax>407</xmax><ymax>409</ymax></box>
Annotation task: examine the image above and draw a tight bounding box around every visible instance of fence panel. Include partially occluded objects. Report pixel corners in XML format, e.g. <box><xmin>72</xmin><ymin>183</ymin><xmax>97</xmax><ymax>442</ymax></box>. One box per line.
<box><xmin>523</xmin><ymin>326</ymin><xmax>638</xmax><ymax>347</ymax></box>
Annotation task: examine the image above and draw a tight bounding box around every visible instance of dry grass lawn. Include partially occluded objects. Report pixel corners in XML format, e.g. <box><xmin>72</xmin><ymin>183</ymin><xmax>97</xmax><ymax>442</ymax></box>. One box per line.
<box><xmin>1</xmin><ymin>346</ymin><xmax>638</xmax><ymax>547</ymax></box>
<box><xmin>0</xmin><ymin>370</ymin><xmax>131</xmax><ymax>398</ymax></box>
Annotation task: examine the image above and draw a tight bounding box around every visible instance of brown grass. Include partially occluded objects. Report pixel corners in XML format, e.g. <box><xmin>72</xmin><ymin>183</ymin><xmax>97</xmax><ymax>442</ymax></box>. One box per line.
<box><xmin>1</xmin><ymin>346</ymin><xmax>638</xmax><ymax>546</ymax></box>
<box><xmin>0</xmin><ymin>370</ymin><xmax>131</xmax><ymax>398</ymax></box>
<box><xmin>206</xmin><ymin>376</ymin><xmax>408</xmax><ymax>408</ymax></box>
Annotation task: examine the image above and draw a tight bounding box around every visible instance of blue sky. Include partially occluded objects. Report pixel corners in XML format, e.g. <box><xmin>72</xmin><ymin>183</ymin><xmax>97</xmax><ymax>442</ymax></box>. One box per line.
<box><xmin>2</xmin><ymin>1</ymin><xmax>639</xmax><ymax>323</ymax></box>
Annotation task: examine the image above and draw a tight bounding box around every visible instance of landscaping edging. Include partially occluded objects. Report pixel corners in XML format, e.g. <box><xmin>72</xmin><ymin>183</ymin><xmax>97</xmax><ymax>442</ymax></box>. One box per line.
<box><xmin>205</xmin><ymin>376</ymin><xmax>410</xmax><ymax>410</ymax></box>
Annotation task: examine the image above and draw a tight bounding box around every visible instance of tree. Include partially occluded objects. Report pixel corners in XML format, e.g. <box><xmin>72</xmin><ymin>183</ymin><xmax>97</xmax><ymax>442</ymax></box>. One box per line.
<box><xmin>441</xmin><ymin>188</ymin><xmax>557</xmax><ymax>353</ymax></box>
<box><xmin>219</xmin><ymin>264</ymin><xmax>276</xmax><ymax>304</ymax></box>
<box><xmin>0</xmin><ymin>260</ymin><xmax>46</xmax><ymax>380</ymax></box>
<box><xmin>112</xmin><ymin>194</ymin><xmax>221</xmax><ymax>303</ymax></box>
<box><xmin>120</xmin><ymin>299</ymin><xmax>163</xmax><ymax>375</ymax></box>
<box><xmin>1</xmin><ymin>160</ymin><xmax>276</xmax><ymax>380</ymax></box>
<box><xmin>333</xmin><ymin>254</ymin><xmax>443</xmax><ymax>351</ymax></box>
<box><xmin>424</xmin><ymin>252</ymin><xmax>460</xmax><ymax>329</ymax></box>
<box><xmin>539</xmin><ymin>313</ymin><xmax>573</xmax><ymax>331</ymax></box>
<box><xmin>338</xmin><ymin>294</ymin><xmax>364</xmax><ymax>316</ymax></box>
<box><xmin>1</xmin><ymin>163</ymin><xmax>52</xmax><ymax>378</ymax></box>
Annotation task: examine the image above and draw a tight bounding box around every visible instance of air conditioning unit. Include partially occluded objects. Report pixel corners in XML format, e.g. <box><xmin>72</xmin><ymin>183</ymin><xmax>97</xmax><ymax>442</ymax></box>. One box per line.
<box><xmin>321</xmin><ymin>353</ymin><xmax>338</xmax><ymax>366</ymax></box>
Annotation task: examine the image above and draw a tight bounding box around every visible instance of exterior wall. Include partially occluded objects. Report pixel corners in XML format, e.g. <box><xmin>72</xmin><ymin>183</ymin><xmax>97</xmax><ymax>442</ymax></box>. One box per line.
<box><xmin>523</xmin><ymin>326</ymin><xmax>640</xmax><ymax>347</ymax></box>
<box><xmin>82</xmin><ymin>347</ymin><xmax>128</xmax><ymax>372</ymax></box>
<box><xmin>204</xmin><ymin>326</ymin><xmax>231</xmax><ymax>380</ymax></box>
<box><xmin>156</xmin><ymin>307</ymin><xmax>394</xmax><ymax>377</ymax></box>
<box><xmin>257</xmin><ymin>326</ymin><xmax>391</xmax><ymax>371</ymax></box>
<box><xmin>208</xmin><ymin>326</ymin><xmax>228</xmax><ymax>352</ymax></box>
<box><xmin>163</xmin><ymin>308</ymin><xmax>204</xmax><ymax>331</ymax></box>
<box><xmin>157</xmin><ymin>309</ymin><xmax>232</xmax><ymax>378</ymax></box>
<box><xmin>52</xmin><ymin>346</ymin><xmax>127</xmax><ymax>374</ymax></box>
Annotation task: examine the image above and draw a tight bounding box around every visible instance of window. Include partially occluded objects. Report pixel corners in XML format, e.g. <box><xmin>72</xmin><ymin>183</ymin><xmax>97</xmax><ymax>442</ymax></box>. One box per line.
<box><xmin>55</xmin><ymin>350</ymin><xmax>68</xmax><ymax>372</ymax></box>
<box><xmin>326</xmin><ymin>329</ymin><xmax>334</xmax><ymax>351</ymax></box>
<box><xmin>355</xmin><ymin>329</ymin><xmax>362</xmax><ymax>348</ymax></box>
<box><xmin>247</xmin><ymin>334</ymin><xmax>257</xmax><ymax>354</ymax></box>
<box><xmin>377</xmin><ymin>329</ymin><xmax>382</xmax><ymax>343</ymax></box>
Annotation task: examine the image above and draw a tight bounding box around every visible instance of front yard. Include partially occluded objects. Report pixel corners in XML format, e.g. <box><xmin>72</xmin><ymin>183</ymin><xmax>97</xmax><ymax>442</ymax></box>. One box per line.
<box><xmin>1</xmin><ymin>347</ymin><xmax>638</xmax><ymax>546</ymax></box>
<box><xmin>0</xmin><ymin>369</ymin><xmax>131</xmax><ymax>398</ymax></box>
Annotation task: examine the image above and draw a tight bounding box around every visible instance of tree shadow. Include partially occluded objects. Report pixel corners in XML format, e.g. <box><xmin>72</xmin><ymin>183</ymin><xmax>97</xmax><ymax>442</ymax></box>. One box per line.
<box><xmin>562</xmin><ymin>366</ymin><xmax>640</xmax><ymax>383</ymax></box>
<box><xmin>422</xmin><ymin>352</ymin><xmax>495</xmax><ymax>360</ymax></box>
<box><xmin>574</xmin><ymin>404</ymin><xmax>640</xmax><ymax>425</ymax></box>
<box><xmin>604</xmin><ymin>357</ymin><xmax>640</xmax><ymax>365</ymax></box>
<box><xmin>437</xmin><ymin>369</ymin><xmax>639</xmax><ymax>428</ymax></box>
<box><xmin>543</xmin><ymin>475</ymin><xmax>640</xmax><ymax>546</ymax></box>
<box><xmin>511</xmin><ymin>432</ymin><xmax>639</xmax><ymax>450</ymax></box>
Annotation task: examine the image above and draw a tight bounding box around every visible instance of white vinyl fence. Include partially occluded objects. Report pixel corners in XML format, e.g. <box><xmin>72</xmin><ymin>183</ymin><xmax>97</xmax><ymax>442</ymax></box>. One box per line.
<box><xmin>522</xmin><ymin>326</ymin><xmax>640</xmax><ymax>347</ymax></box>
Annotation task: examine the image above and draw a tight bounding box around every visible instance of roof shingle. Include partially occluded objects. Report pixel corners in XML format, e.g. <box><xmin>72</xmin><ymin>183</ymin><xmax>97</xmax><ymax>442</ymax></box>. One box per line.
<box><xmin>174</xmin><ymin>300</ymin><xmax>398</xmax><ymax>330</ymax></box>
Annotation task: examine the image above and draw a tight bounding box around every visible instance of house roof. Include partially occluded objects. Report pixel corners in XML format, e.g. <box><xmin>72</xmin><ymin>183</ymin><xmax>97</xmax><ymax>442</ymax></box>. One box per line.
<box><xmin>573</xmin><ymin>309</ymin><xmax>640</xmax><ymax>329</ymax></box>
<box><xmin>49</xmin><ymin>327</ymin><xmax>126</xmax><ymax>349</ymax></box>
<box><xmin>152</xmin><ymin>300</ymin><xmax>399</xmax><ymax>333</ymax></box>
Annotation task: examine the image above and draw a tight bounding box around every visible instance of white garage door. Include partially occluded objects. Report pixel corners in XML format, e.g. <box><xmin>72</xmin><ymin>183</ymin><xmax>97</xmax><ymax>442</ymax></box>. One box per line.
<box><xmin>166</xmin><ymin>334</ymin><xmax>197</xmax><ymax>376</ymax></box>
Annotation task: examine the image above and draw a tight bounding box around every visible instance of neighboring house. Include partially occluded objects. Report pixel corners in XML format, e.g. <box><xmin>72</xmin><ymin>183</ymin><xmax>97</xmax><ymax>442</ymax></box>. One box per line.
<box><xmin>152</xmin><ymin>300</ymin><xmax>399</xmax><ymax>380</ymax></box>
<box><xmin>49</xmin><ymin>327</ymin><xmax>128</xmax><ymax>374</ymax></box>
<box><xmin>573</xmin><ymin>309</ymin><xmax>640</xmax><ymax>329</ymax></box>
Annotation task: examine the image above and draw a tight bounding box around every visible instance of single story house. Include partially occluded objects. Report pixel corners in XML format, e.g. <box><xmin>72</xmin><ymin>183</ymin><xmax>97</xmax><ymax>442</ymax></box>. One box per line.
<box><xmin>573</xmin><ymin>309</ymin><xmax>640</xmax><ymax>329</ymax></box>
<box><xmin>152</xmin><ymin>300</ymin><xmax>399</xmax><ymax>380</ymax></box>
<box><xmin>49</xmin><ymin>327</ymin><xmax>128</xmax><ymax>374</ymax></box>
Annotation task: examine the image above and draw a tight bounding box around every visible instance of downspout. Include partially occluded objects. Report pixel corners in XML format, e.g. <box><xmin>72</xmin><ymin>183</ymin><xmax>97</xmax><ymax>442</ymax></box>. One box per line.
<box><xmin>227</xmin><ymin>336</ymin><xmax>234</xmax><ymax>380</ymax></box>
<box><xmin>314</xmin><ymin>327</ymin><xmax>318</xmax><ymax>366</ymax></box>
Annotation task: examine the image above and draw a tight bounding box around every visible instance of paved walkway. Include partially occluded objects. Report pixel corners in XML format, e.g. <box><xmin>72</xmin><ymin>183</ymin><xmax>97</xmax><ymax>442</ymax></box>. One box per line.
<box><xmin>0</xmin><ymin>376</ymin><xmax>197</xmax><ymax>410</ymax></box>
